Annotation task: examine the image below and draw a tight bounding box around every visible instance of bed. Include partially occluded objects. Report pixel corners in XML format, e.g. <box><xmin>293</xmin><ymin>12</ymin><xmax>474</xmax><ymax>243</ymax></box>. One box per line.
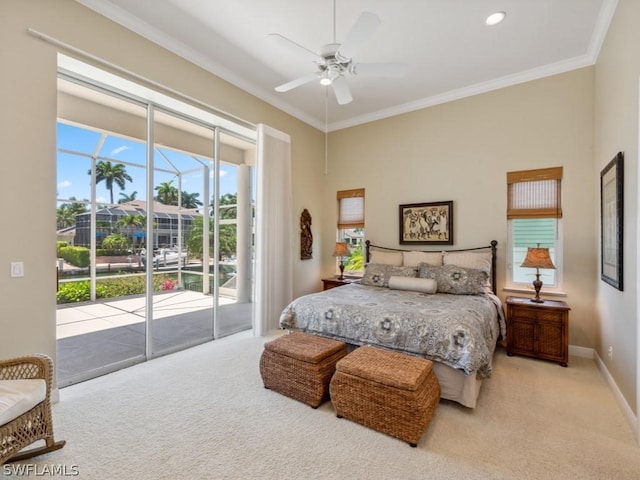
<box><xmin>279</xmin><ymin>240</ymin><xmax>505</xmax><ymax>408</ymax></box>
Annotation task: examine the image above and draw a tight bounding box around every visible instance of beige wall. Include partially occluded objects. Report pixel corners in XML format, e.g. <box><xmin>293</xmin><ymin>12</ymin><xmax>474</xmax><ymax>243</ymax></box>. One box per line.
<box><xmin>0</xmin><ymin>0</ymin><xmax>325</xmax><ymax>365</ymax></box>
<box><xmin>594</xmin><ymin>0</ymin><xmax>639</xmax><ymax>416</ymax></box>
<box><xmin>325</xmin><ymin>67</ymin><xmax>597</xmax><ymax>347</ymax></box>
<box><xmin>2</xmin><ymin>0</ymin><xmax>636</xmax><ymax>422</ymax></box>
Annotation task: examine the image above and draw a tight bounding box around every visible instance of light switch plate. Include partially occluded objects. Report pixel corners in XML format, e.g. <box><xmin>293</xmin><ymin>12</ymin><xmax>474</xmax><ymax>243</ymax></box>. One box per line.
<box><xmin>11</xmin><ymin>262</ymin><xmax>24</xmax><ymax>278</ymax></box>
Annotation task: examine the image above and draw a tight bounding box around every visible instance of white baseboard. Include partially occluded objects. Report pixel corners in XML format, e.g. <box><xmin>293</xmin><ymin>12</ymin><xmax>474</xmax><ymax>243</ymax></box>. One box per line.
<box><xmin>592</xmin><ymin>349</ymin><xmax>638</xmax><ymax>443</ymax></box>
<box><xmin>569</xmin><ymin>344</ymin><xmax>594</xmax><ymax>358</ymax></box>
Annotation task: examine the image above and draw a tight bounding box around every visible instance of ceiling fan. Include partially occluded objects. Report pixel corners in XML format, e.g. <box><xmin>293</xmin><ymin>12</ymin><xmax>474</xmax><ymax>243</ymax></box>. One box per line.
<box><xmin>269</xmin><ymin>7</ymin><xmax>407</xmax><ymax>105</ymax></box>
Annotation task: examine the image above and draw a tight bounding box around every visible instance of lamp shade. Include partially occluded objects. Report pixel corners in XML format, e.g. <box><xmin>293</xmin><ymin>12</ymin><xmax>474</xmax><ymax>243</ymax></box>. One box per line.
<box><xmin>333</xmin><ymin>242</ymin><xmax>350</xmax><ymax>257</ymax></box>
<box><xmin>520</xmin><ymin>246</ymin><xmax>556</xmax><ymax>270</ymax></box>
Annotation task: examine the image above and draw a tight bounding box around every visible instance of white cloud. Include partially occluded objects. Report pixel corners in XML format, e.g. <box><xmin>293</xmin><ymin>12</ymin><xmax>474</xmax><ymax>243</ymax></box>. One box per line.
<box><xmin>57</xmin><ymin>180</ymin><xmax>72</xmax><ymax>189</ymax></box>
<box><xmin>111</xmin><ymin>145</ymin><xmax>130</xmax><ymax>156</ymax></box>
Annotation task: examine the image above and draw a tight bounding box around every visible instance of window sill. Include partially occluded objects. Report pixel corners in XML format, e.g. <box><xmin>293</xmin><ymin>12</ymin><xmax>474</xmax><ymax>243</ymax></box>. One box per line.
<box><xmin>502</xmin><ymin>286</ymin><xmax>567</xmax><ymax>298</ymax></box>
<box><xmin>342</xmin><ymin>272</ymin><xmax>363</xmax><ymax>278</ymax></box>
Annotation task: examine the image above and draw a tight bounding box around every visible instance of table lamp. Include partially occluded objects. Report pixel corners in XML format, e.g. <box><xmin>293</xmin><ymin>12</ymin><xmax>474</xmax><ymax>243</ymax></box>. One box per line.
<box><xmin>520</xmin><ymin>245</ymin><xmax>556</xmax><ymax>303</ymax></box>
<box><xmin>332</xmin><ymin>242</ymin><xmax>350</xmax><ymax>280</ymax></box>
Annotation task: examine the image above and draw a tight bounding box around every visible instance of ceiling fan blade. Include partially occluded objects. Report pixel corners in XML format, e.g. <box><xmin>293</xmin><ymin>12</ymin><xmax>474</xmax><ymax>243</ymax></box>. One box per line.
<box><xmin>275</xmin><ymin>72</ymin><xmax>319</xmax><ymax>92</ymax></box>
<box><xmin>351</xmin><ymin>62</ymin><xmax>408</xmax><ymax>78</ymax></box>
<box><xmin>337</xmin><ymin>12</ymin><xmax>381</xmax><ymax>60</ymax></box>
<box><xmin>331</xmin><ymin>76</ymin><xmax>353</xmax><ymax>105</ymax></box>
<box><xmin>268</xmin><ymin>33</ymin><xmax>325</xmax><ymax>65</ymax></box>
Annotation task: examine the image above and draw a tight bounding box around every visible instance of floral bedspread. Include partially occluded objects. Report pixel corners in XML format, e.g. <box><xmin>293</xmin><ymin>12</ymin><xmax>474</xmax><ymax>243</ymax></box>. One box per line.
<box><xmin>279</xmin><ymin>283</ymin><xmax>506</xmax><ymax>379</ymax></box>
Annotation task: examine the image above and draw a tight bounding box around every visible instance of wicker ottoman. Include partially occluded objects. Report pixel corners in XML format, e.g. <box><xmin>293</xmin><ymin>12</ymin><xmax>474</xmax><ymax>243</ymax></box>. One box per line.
<box><xmin>260</xmin><ymin>332</ymin><xmax>348</xmax><ymax>408</ymax></box>
<box><xmin>330</xmin><ymin>345</ymin><xmax>440</xmax><ymax>447</ymax></box>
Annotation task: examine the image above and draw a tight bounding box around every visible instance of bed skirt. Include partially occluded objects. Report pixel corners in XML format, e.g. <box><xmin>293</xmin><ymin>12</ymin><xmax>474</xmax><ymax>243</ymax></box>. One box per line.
<box><xmin>432</xmin><ymin>362</ymin><xmax>482</xmax><ymax>408</ymax></box>
<box><xmin>336</xmin><ymin>342</ymin><xmax>482</xmax><ymax>408</ymax></box>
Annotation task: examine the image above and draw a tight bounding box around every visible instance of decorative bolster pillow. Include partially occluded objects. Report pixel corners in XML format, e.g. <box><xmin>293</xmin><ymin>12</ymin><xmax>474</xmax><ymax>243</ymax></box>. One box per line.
<box><xmin>361</xmin><ymin>264</ymin><xmax>417</xmax><ymax>287</ymax></box>
<box><xmin>388</xmin><ymin>276</ymin><xmax>437</xmax><ymax>294</ymax></box>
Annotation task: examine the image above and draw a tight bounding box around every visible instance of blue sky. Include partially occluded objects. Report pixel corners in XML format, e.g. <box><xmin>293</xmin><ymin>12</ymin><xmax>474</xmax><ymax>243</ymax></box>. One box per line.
<box><xmin>56</xmin><ymin>123</ymin><xmax>239</xmax><ymax>206</ymax></box>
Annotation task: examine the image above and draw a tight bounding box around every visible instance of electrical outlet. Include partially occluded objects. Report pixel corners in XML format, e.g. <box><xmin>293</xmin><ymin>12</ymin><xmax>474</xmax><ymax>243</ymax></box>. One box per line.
<box><xmin>10</xmin><ymin>262</ymin><xmax>24</xmax><ymax>278</ymax></box>
<box><xmin>607</xmin><ymin>346</ymin><xmax>613</xmax><ymax>360</ymax></box>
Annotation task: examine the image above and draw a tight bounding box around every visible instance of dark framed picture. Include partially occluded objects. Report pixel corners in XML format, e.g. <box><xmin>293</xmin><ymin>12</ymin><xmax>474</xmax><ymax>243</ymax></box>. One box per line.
<box><xmin>399</xmin><ymin>201</ymin><xmax>453</xmax><ymax>245</ymax></box>
<box><xmin>600</xmin><ymin>152</ymin><xmax>624</xmax><ymax>290</ymax></box>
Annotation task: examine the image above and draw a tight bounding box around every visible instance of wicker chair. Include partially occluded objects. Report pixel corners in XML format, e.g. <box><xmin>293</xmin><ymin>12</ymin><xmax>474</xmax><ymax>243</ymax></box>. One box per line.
<box><xmin>0</xmin><ymin>354</ymin><xmax>66</xmax><ymax>464</ymax></box>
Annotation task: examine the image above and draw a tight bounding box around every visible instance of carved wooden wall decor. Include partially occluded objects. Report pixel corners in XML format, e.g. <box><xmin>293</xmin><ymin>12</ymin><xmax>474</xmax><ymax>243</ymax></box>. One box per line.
<box><xmin>300</xmin><ymin>209</ymin><xmax>313</xmax><ymax>260</ymax></box>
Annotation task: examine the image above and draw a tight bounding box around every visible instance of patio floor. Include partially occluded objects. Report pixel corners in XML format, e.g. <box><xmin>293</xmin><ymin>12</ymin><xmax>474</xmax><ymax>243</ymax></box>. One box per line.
<box><xmin>56</xmin><ymin>290</ymin><xmax>252</xmax><ymax>386</ymax></box>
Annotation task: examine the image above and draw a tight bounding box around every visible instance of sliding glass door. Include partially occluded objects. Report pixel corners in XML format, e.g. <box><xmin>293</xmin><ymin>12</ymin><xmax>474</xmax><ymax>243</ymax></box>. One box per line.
<box><xmin>56</xmin><ymin>86</ymin><xmax>150</xmax><ymax>384</ymax></box>
<box><xmin>216</xmin><ymin>159</ymin><xmax>256</xmax><ymax>337</ymax></box>
<box><xmin>149</xmin><ymin>108</ymin><xmax>216</xmax><ymax>355</ymax></box>
<box><xmin>56</xmin><ymin>76</ymin><xmax>255</xmax><ymax>386</ymax></box>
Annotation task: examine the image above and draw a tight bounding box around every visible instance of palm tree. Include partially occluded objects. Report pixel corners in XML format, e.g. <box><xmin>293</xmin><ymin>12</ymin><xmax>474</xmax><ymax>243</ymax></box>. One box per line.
<box><xmin>185</xmin><ymin>217</ymin><xmax>236</xmax><ymax>260</ymax></box>
<box><xmin>118</xmin><ymin>191</ymin><xmax>138</xmax><ymax>204</ymax></box>
<box><xmin>56</xmin><ymin>205</ymin><xmax>77</xmax><ymax>229</ymax></box>
<box><xmin>116</xmin><ymin>214</ymin><xmax>146</xmax><ymax>261</ymax></box>
<box><xmin>56</xmin><ymin>197</ymin><xmax>88</xmax><ymax>229</ymax></box>
<box><xmin>212</xmin><ymin>193</ymin><xmax>237</xmax><ymax>219</ymax></box>
<box><xmin>89</xmin><ymin>161</ymin><xmax>133</xmax><ymax>204</ymax></box>
<box><xmin>154</xmin><ymin>180</ymin><xmax>178</xmax><ymax>205</ymax></box>
<box><xmin>181</xmin><ymin>191</ymin><xmax>202</xmax><ymax>209</ymax></box>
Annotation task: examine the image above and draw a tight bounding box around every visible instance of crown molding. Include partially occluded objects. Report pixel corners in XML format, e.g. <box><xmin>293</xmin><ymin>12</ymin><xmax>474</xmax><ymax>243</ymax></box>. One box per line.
<box><xmin>76</xmin><ymin>1</ymin><xmax>325</xmax><ymax>131</ymax></box>
<box><xmin>328</xmin><ymin>53</ymin><xmax>595</xmax><ymax>132</ymax></box>
<box><xmin>77</xmin><ymin>0</ymin><xmax>620</xmax><ymax>134</ymax></box>
<box><xmin>328</xmin><ymin>0</ymin><xmax>618</xmax><ymax>131</ymax></box>
<box><xmin>588</xmin><ymin>0</ymin><xmax>619</xmax><ymax>62</ymax></box>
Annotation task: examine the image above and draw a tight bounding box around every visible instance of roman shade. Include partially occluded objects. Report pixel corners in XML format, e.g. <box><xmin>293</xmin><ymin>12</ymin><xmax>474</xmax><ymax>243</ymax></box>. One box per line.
<box><xmin>337</xmin><ymin>188</ymin><xmax>365</xmax><ymax>229</ymax></box>
<box><xmin>507</xmin><ymin>167</ymin><xmax>563</xmax><ymax>219</ymax></box>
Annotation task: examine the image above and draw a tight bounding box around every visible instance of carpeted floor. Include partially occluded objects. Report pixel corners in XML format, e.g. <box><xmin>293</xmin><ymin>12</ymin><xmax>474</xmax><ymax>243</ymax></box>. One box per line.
<box><xmin>4</xmin><ymin>331</ymin><xmax>639</xmax><ymax>479</ymax></box>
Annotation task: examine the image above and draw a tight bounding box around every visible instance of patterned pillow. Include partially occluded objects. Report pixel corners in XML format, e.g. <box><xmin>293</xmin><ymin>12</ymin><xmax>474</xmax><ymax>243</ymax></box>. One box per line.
<box><xmin>361</xmin><ymin>264</ymin><xmax>418</xmax><ymax>287</ymax></box>
<box><xmin>417</xmin><ymin>263</ymin><xmax>488</xmax><ymax>295</ymax></box>
<box><xmin>443</xmin><ymin>251</ymin><xmax>492</xmax><ymax>290</ymax></box>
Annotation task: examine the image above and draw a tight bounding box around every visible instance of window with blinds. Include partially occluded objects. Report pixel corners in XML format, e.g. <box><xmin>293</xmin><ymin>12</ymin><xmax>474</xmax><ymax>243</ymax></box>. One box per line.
<box><xmin>506</xmin><ymin>168</ymin><xmax>562</xmax><ymax>289</ymax></box>
<box><xmin>337</xmin><ymin>188</ymin><xmax>365</xmax><ymax>229</ymax></box>
<box><xmin>337</xmin><ymin>188</ymin><xmax>365</xmax><ymax>273</ymax></box>
<box><xmin>507</xmin><ymin>167</ymin><xmax>562</xmax><ymax>219</ymax></box>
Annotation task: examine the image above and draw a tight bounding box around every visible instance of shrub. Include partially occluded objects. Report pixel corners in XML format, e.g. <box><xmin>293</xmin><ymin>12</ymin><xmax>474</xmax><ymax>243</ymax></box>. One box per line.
<box><xmin>57</xmin><ymin>274</ymin><xmax>179</xmax><ymax>304</ymax></box>
<box><xmin>57</xmin><ymin>281</ymin><xmax>91</xmax><ymax>303</ymax></box>
<box><xmin>101</xmin><ymin>233</ymin><xmax>131</xmax><ymax>252</ymax></box>
<box><xmin>59</xmin><ymin>246</ymin><xmax>90</xmax><ymax>268</ymax></box>
<box><xmin>56</xmin><ymin>241</ymin><xmax>69</xmax><ymax>258</ymax></box>
<box><xmin>96</xmin><ymin>248</ymin><xmax>131</xmax><ymax>257</ymax></box>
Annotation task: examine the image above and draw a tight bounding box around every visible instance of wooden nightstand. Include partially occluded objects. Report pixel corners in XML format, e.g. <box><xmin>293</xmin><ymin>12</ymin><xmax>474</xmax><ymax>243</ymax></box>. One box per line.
<box><xmin>321</xmin><ymin>277</ymin><xmax>360</xmax><ymax>291</ymax></box>
<box><xmin>506</xmin><ymin>296</ymin><xmax>570</xmax><ymax>367</ymax></box>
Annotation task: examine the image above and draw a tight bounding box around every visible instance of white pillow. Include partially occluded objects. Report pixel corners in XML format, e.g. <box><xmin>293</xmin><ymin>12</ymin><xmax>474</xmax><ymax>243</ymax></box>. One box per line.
<box><xmin>443</xmin><ymin>251</ymin><xmax>491</xmax><ymax>273</ymax></box>
<box><xmin>403</xmin><ymin>251</ymin><xmax>443</xmax><ymax>267</ymax></box>
<box><xmin>388</xmin><ymin>276</ymin><xmax>437</xmax><ymax>294</ymax></box>
<box><xmin>369</xmin><ymin>250</ymin><xmax>403</xmax><ymax>266</ymax></box>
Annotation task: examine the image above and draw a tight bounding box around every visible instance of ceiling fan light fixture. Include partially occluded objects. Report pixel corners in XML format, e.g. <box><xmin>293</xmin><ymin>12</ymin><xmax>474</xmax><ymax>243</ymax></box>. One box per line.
<box><xmin>271</xmin><ymin>10</ymin><xmax>403</xmax><ymax>105</ymax></box>
<box><xmin>485</xmin><ymin>11</ymin><xmax>506</xmax><ymax>26</ymax></box>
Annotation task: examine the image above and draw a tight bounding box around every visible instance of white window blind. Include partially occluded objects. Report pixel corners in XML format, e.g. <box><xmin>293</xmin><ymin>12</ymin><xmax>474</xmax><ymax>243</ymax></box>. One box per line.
<box><xmin>337</xmin><ymin>188</ymin><xmax>365</xmax><ymax>229</ymax></box>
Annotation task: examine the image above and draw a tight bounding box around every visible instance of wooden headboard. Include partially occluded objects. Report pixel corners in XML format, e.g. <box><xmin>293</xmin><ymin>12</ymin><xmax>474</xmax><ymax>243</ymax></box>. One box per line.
<box><xmin>365</xmin><ymin>240</ymin><xmax>498</xmax><ymax>294</ymax></box>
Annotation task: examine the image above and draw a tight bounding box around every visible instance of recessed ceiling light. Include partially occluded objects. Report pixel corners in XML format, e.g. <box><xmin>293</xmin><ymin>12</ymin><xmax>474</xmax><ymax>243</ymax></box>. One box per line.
<box><xmin>485</xmin><ymin>11</ymin><xmax>506</xmax><ymax>26</ymax></box>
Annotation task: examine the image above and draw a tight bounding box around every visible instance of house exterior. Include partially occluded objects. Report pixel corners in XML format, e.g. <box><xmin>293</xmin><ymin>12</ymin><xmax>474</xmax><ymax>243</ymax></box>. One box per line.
<box><xmin>72</xmin><ymin>200</ymin><xmax>199</xmax><ymax>250</ymax></box>
<box><xmin>1</xmin><ymin>0</ymin><xmax>638</xmax><ymax>440</ymax></box>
